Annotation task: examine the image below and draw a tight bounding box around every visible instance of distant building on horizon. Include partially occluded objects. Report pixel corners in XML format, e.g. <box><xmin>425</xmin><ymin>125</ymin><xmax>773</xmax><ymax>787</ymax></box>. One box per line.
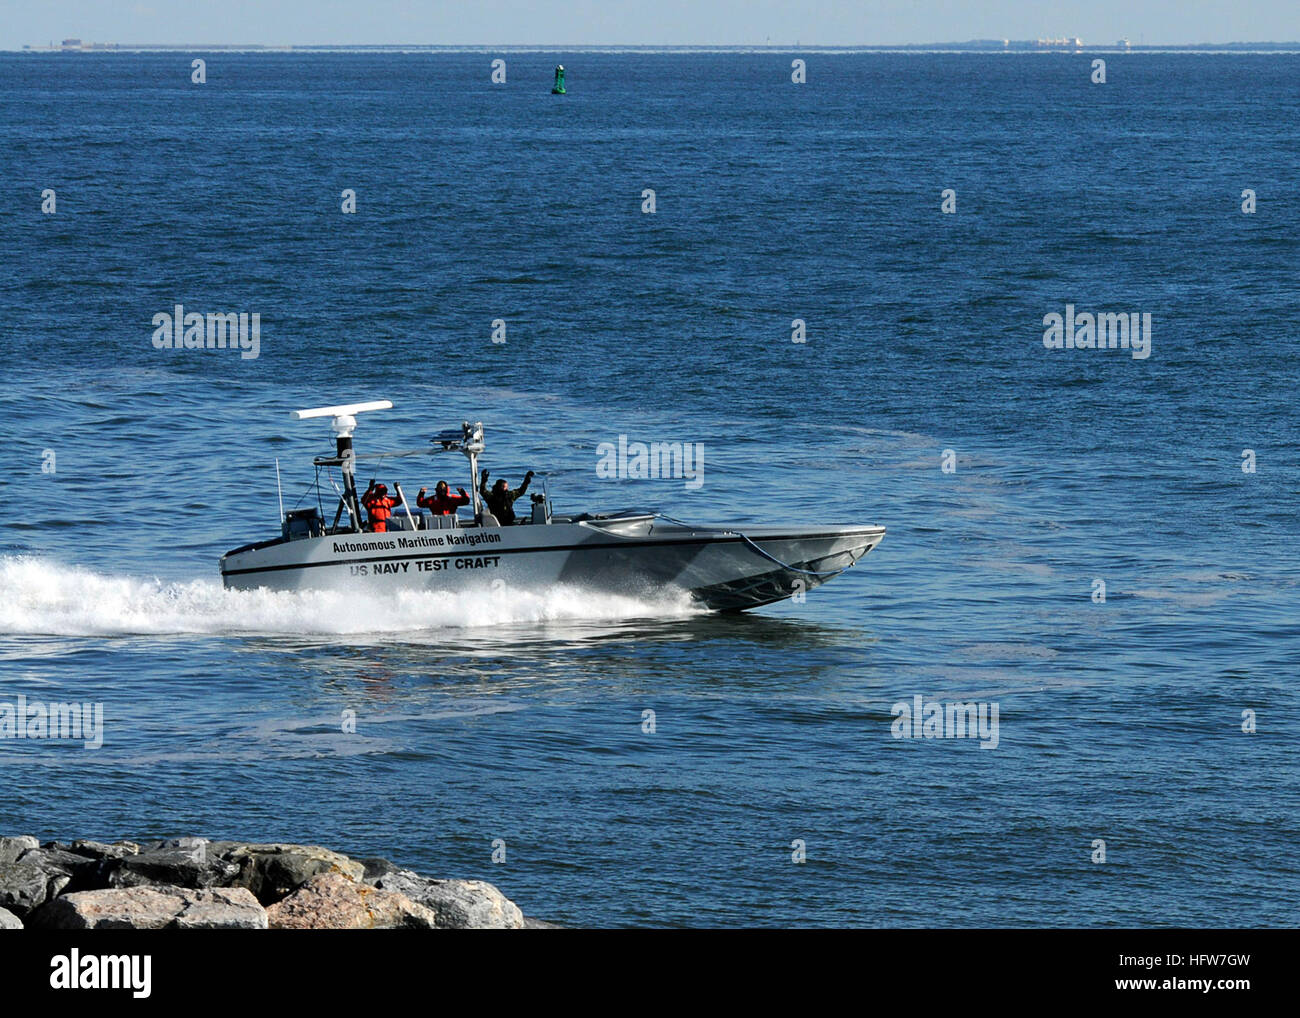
<box><xmin>52</xmin><ymin>39</ymin><xmax>118</xmax><ymax>51</ymax></box>
<box><xmin>1035</xmin><ymin>36</ymin><xmax>1084</xmax><ymax>49</ymax></box>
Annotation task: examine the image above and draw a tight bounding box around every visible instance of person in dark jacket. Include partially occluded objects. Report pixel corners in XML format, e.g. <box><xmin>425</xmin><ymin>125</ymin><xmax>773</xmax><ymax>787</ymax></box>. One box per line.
<box><xmin>416</xmin><ymin>480</ymin><xmax>470</xmax><ymax>516</ymax></box>
<box><xmin>480</xmin><ymin>469</ymin><xmax>533</xmax><ymax>525</ymax></box>
<box><xmin>360</xmin><ymin>481</ymin><xmax>403</xmax><ymax>533</ymax></box>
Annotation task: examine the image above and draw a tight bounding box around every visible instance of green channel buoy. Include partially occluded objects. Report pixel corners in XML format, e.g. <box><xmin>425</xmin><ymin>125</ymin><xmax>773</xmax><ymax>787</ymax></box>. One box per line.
<box><xmin>551</xmin><ymin>64</ymin><xmax>566</xmax><ymax>94</ymax></box>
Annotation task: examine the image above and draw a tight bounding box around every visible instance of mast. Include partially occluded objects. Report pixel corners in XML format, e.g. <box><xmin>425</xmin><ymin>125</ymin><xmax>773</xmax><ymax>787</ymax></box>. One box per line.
<box><xmin>431</xmin><ymin>420</ymin><xmax>486</xmax><ymax>519</ymax></box>
<box><xmin>334</xmin><ymin>417</ymin><xmax>362</xmax><ymax>531</ymax></box>
<box><xmin>291</xmin><ymin>400</ymin><xmax>394</xmax><ymax>534</ymax></box>
<box><xmin>462</xmin><ymin>421</ymin><xmax>485</xmax><ymax>518</ymax></box>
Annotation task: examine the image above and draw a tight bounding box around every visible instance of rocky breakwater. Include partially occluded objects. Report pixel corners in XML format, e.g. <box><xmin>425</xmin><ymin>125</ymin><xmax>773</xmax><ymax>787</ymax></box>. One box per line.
<box><xmin>0</xmin><ymin>836</ymin><xmax>557</xmax><ymax>930</ymax></box>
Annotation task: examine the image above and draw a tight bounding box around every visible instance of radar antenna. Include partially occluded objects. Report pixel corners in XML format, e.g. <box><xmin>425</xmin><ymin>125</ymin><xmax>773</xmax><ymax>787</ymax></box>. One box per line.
<box><xmin>291</xmin><ymin>400</ymin><xmax>393</xmax><ymax>532</ymax></box>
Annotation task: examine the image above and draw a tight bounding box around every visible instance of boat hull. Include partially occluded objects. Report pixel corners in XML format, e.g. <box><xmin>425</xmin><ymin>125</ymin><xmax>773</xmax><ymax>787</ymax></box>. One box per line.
<box><xmin>219</xmin><ymin>517</ymin><xmax>885</xmax><ymax>612</ymax></box>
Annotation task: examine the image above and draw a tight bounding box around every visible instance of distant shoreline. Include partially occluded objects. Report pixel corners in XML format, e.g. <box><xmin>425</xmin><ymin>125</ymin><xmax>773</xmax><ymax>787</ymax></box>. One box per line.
<box><xmin>10</xmin><ymin>42</ymin><xmax>1300</xmax><ymax>54</ymax></box>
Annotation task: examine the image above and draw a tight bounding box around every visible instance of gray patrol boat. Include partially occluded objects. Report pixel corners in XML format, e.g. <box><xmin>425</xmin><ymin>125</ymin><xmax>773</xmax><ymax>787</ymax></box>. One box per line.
<box><xmin>219</xmin><ymin>401</ymin><xmax>885</xmax><ymax>611</ymax></box>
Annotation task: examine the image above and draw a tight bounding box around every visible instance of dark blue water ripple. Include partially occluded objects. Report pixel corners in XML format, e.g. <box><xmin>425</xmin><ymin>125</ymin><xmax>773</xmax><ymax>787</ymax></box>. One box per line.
<box><xmin>0</xmin><ymin>52</ymin><xmax>1296</xmax><ymax>927</ymax></box>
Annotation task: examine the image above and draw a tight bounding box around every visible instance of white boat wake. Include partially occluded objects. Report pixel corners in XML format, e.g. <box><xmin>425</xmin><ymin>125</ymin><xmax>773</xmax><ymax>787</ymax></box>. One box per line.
<box><xmin>0</xmin><ymin>556</ymin><xmax>699</xmax><ymax>637</ymax></box>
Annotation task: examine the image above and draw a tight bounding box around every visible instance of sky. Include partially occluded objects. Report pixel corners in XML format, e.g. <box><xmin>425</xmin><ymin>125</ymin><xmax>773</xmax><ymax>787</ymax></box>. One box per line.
<box><xmin>2</xmin><ymin>0</ymin><xmax>1298</xmax><ymax>49</ymax></box>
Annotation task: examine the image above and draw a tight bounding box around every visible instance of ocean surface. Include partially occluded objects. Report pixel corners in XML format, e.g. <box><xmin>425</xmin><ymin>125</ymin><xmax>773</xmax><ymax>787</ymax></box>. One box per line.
<box><xmin>0</xmin><ymin>52</ymin><xmax>1297</xmax><ymax>927</ymax></box>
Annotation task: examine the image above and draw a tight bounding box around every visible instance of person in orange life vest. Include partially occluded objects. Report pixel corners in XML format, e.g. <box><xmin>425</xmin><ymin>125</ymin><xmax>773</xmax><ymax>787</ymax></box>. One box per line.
<box><xmin>416</xmin><ymin>480</ymin><xmax>470</xmax><ymax>516</ymax></box>
<box><xmin>360</xmin><ymin>481</ymin><xmax>403</xmax><ymax>532</ymax></box>
<box><xmin>480</xmin><ymin>469</ymin><xmax>534</xmax><ymax>525</ymax></box>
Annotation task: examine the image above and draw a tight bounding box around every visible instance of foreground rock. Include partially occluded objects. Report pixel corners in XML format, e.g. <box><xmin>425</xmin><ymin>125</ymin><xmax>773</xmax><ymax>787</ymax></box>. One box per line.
<box><xmin>0</xmin><ymin>857</ymin><xmax>48</xmax><ymax>917</ymax></box>
<box><xmin>50</xmin><ymin>839</ymin><xmax>141</xmax><ymax>861</ymax></box>
<box><xmin>267</xmin><ymin>872</ymin><xmax>439</xmax><ymax>929</ymax></box>
<box><xmin>1</xmin><ymin>834</ymin><xmax>548</xmax><ymax>928</ymax></box>
<box><xmin>108</xmin><ymin>838</ymin><xmax>240</xmax><ymax>890</ymax></box>
<box><xmin>214</xmin><ymin>843</ymin><xmax>367</xmax><ymax>905</ymax></box>
<box><xmin>0</xmin><ymin>845</ymin><xmax>103</xmax><ymax>918</ymax></box>
<box><xmin>366</xmin><ymin>861</ymin><xmax>525</xmax><ymax>929</ymax></box>
<box><xmin>0</xmin><ymin>907</ymin><xmax>22</xmax><ymax>929</ymax></box>
<box><xmin>0</xmin><ymin>836</ymin><xmax>38</xmax><ymax>867</ymax></box>
<box><xmin>29</xmin><ymin>885</ymin><xmax>267</xmax><ymax>930</ymax></box>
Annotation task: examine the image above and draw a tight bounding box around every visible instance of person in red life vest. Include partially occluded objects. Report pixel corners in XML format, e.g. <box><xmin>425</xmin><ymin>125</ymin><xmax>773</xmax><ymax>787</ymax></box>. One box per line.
<box><xmin>360</xmin><ymin>481</ymin><xmax>403</xmax><ymax>533</ymax></box>
<box><xmin>415</xmin><ymin>480</ymin><xmax>470</xmax><ymax>516</ymax></box>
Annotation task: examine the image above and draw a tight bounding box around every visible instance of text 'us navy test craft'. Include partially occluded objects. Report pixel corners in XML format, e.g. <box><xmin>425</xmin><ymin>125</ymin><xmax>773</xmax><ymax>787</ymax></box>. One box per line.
<box><xmin>219</xmin><ymin>401</ymin><xmax>885</xmax><ymax>611</ymax></box>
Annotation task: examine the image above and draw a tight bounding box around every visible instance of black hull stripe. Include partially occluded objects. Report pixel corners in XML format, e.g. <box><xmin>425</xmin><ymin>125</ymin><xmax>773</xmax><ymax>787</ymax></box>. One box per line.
<box><xmin>219</xmin><ymin>531</ymin><xmax>881</xmax><ymax>579</ymax></box>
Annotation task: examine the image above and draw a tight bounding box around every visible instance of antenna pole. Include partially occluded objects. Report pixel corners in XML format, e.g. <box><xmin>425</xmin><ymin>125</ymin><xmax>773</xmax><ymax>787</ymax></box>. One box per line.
<box><xmin>460</xmin><ymin>421</ymin><xmax>486</xmax><ymax>519</ymax></box>
<box><xmin>393</xmin><ymin>482</ymin><xmax>418</xmax><ymax>531</ymax></box>
<box><xmin>338</xmin><ymin>433</ymin><xmax>362</xmax><ymax>532</ymax></box>
<box><xmin>275</xmin><ymin>458</ymin><xmax>284</xmax><ymax>523</ymax></box>
<box><xmin>468</xmin><ymin>448</ymin><xmax>482</xmax><ymax>518</ymax></box>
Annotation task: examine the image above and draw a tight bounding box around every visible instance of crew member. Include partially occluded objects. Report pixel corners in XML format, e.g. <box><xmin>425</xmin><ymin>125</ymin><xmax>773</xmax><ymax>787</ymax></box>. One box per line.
<box><xmin>416</xmin><ymin>480</ymin><xmax>470</xmax><ymax>516</ymax></box>
<box><xmin>360</xmin><ymin>481</ymin><xmax>403</xmax><ymax>533</ymax></box>
<box><xmin>480</xmin><ymin>469</ymin><xmax>534</xmax><ymax>525</ymax></box>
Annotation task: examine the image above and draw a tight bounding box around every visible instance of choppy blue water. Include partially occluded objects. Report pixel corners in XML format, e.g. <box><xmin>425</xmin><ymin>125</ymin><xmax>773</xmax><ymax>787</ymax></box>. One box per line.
<box><xmin>0</xmin><ymin>52</ymin><xmax>1297</xmax><ymax>927</ymax></box>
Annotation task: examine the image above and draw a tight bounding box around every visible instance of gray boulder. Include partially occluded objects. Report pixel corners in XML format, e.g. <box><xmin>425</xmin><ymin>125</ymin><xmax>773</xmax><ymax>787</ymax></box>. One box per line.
<box><xmin>0</xmin><ymin>836</ymin><xmax>38</xmax><ymax>867</ymax></box>
<box><xmin>370</xmin><ymin>868</ymin><xmax>524</xmax><ymax>929</ymax></box>
<box><xmin>61</xmin><ymin>839</ymin><xmax>140</xmax><ymax>860</ymax></box>
<box><xmin>0</xmin><ymin>907</ymin><xmax>22</xmax><ymax>929</ymax></box>
<box><xmin>136</xmin><ymin>836</ymin><xmax>206</xmax><ymax>853</ymax></box>
<box><xmin>358</xmin><ymin>857</ymin><xmax>398</xmax><ymax>882</ymax></box>
<box><xmin>34</xmin><ymin>846</ymin><xmax>101</xmax><ymax>878</ymax></box>
<box><xmin>107</xmin><ymin>838</ymin><xmax>239</xmax><ymax>890</ymax></box>
<box><xmin>28</xmin><ymin>884</ymin><xmax>267</xmax><ymax>930</ymax></box>
<box><xmin>0</xmin><ymin>845</ymin><xmax>100</xmax><ymax>917</ymax></box>
<box><xmin>214</xmin><ymin>843</ymin><xmax>366</xmax><ymax>905</ymax></box>
<box><xmin>0</xmin><ymin>860</ymin><xmax>48</xmax><ymax>917</ymax></box>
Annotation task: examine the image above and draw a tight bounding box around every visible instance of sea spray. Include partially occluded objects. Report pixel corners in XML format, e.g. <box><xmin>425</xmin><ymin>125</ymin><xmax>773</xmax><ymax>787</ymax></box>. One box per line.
<box><xmin>0</xmin><ymin>556</ymin><xmax>701</xmax><ymax>637</ymax></box>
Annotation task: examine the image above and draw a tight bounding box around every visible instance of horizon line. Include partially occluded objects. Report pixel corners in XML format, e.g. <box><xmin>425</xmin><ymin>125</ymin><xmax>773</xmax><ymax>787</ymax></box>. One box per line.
<box><xmin>11</xmin><ymin>40</ymin><xmax>1300</xmax><ymax>51</ymax></box>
